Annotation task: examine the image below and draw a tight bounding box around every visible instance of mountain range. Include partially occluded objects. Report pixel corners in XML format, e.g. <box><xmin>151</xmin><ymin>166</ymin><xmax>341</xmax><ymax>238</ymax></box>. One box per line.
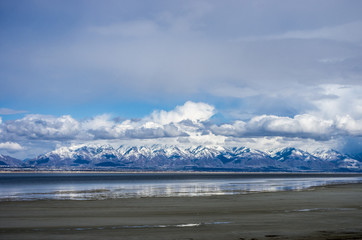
<box><xmin>1</xmin><ymin>145</ymin><xmax>361</xmax><ymax>172</ymax></box>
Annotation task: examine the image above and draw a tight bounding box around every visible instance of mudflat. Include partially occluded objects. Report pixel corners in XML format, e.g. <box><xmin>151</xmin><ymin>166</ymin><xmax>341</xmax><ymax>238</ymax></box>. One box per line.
<box><xmin>0</xmin><ymin>183</ymin><xmax>361</xmax><ymax>240</ymax></box>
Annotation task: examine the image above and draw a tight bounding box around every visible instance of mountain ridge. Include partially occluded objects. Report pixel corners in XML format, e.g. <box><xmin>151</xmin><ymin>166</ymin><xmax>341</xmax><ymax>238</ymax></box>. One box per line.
<box><xmin>1</xmin><ymin>145</ymin><xmax>362</xmax><ymax>172</ymax></box>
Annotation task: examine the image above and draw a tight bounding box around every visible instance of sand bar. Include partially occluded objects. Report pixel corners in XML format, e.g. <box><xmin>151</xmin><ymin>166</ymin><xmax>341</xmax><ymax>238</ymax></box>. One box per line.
<box><xmin>0</xmin><ymin>183</ymin><xmax>362</xmax><ymax>240</ymax></box>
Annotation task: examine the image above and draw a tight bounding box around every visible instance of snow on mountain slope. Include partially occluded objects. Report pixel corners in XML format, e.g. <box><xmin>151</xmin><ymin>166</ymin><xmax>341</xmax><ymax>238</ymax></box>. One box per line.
<box><xmin>0</xmin><ymin>154</ymin><xmax>23</xmax><ymax>167</ymax></box>
<box><xmin>313</xmin><ymin>149</ymin><xmax>362</xmax><ymax>169</ymax></box>
<box><xmin>16</xmin><ymin>145</ymin><xmax>362</xmax><ymax>171</ymax></box>
<box><xmin>269</xmin><ymin>147</ymin><xmax>336</xmax><ymax>171</ymax></box>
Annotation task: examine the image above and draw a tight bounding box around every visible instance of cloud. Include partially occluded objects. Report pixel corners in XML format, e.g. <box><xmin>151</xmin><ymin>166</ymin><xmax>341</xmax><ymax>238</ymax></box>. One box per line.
<box><xmin>224</xmin><ymin>136</ymin><xmax>341</xmax><ymax>154</ymax></box>
<box><xmin>2</xmin><ymin>1</ymin><xmax>362</xmax><ymax>158</ymax></box>
<box><xmin>125</xmin><ymin>124</ymin><xmax>187</xmax><ymax>139</ymax></box>
<box><xmin>211</xmin><ymin>114</ymin><xmax>336</xmax><ymax>140</ymax></box>
<box><xmin>79</xmin><ymin>101</ymin><xmax>215</xmax><ymax>140</ymax></box>
<box><xmin>2</xmin><ymin>97</ymin><xmax>362</xmax><ymax>158</ymax></box>
<box><xmin>246</xmin><ymin>114</ymin><xmax>334</xmax><ymax>139</ymax></box>
<box><xmin>2</xmin><ymin>115</ymin><xmax>80</xmax><ymax>141</ymax></box>
<box><xmin>267</xmin><ymin>21</ymin><xmax>362</xmax><ymax>42</ymax></box>
<box><xmin>2</xmin><ymin>99</ymin><xmax>362</xmax><ymax>146</ymax></box>
<box><xmin>81</xmin><ymin>114</ymin><xmax>189</xmax><ymax>140</ymax></box>
<box><xmin>335</xmin><ymin>115</ymin><xmax>362</xmax><ymax>136</ymax></box>
<box><xmin>311</xmin><ymin>84</ymin><xmax>362</xmax><ymax>119</ymax></box>
<box><xmin>0</xmin><ymin>102</ymin><xmax>212</xmax><ymax>142</ymax></box>
<box><xmin>0</xmin><ymin>142</ymin><xmax>23</xmax><ymax>151</ymax></box>
<box><xmin>149</xmin><ymin>101</ymin><xmax>215</xmax><ymax>124</ymax></box>
<box><xmin>0</xmin><ymin>108</ymin><xmax>27</xmax><ymax>115</ymax></box>
<box><xmin>89</xmin><ymin>20</ymin><xmax>159</xmax><ymax>37</ymax></box>
<box><xmin>3</xmin><ymin>0</ymin><xmax>362</xmax><ymax>107</ymax></box>
<box><xmin>318</xmin><ymin>58</ymin><xmax>346</xmax><ymax>64</ymax></box>
<box><xmin>216</xmin><ymin>83</ymin><xmax>362</xmax><ymax>148</ymax></box>
<box><xmin>3</xmin><ymin>98</ymin><xmax>362</xmax><ymax>150</ymax></box>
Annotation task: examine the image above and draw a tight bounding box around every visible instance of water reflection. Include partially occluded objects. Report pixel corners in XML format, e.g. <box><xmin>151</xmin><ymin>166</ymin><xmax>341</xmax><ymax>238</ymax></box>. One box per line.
<box><xmin>1</xmin><ymin>176</ymin><xmax>361</xmax><ymax>201</ymax></box>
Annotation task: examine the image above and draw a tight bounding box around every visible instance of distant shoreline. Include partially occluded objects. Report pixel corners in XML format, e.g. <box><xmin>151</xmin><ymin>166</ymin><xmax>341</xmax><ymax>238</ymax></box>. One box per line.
<box><xmin>1</xmin><ymin>170</ymin><xmax>362</xmax><ymax>176</ymax></box>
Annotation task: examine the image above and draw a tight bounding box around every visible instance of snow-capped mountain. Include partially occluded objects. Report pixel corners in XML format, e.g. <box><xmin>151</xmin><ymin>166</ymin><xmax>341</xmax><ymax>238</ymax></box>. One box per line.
<box><xmin>24</xmin><ymin>144</ymin><xmax>279</xmax><ymax>171</ymax></box>
<box><xmin>0</xmin><ymin>154</ymin><xmax>23</xmax><ymax>168</ymax></box>
<box><xmin>4</xmin><ymin>145</ymin><xmax>362</xmax><ymax>172</ymax></box>
<box><xmin>313</xmin><ymin>149</ymin><xmax>362</xmax><ymax>170</ymax></box>
<box><xmin>269</xmin><ymin>147</ymin><xmax>336</xmax><ymax>171</ymax></box>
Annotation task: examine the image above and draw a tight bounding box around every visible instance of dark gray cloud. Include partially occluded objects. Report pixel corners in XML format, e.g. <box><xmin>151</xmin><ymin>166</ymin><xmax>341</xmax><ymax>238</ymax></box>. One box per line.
<box><xmin>1</xmin><ymin>0</ymin><xmax>362</xmax><ymax>107</ymax></box>
<box><xmin>1</xmin><ymin>1</ymin><xmax>362</xmax><ymax>158</ymax></box>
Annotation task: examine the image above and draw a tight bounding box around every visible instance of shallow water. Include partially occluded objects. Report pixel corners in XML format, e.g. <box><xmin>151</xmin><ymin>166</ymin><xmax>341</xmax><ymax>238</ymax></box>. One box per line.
<box><xmin>0</xmin><ymin>173</ymin><xmax>361</xmax><ymax>201</ymax></box>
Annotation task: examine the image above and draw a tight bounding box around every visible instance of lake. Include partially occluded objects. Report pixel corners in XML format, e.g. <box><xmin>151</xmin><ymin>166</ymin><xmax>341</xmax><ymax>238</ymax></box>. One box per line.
<box><xmin>0</xmin><ymin>172</ymin><xmax>361</xmax><ymax>201</ymax></box>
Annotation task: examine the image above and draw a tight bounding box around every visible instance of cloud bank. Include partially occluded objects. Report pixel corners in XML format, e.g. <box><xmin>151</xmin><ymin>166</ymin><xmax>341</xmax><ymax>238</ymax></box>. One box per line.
<box><xmin>0</xmin><ymin>102</ymin><xmax>211</xmax><ymax>143</ymax></box>
<box><xmin>212</xmin><ymin>114</ymin><xmax>362</xmax><ymax>140</ymax></box>
<box><xmin>2</xmin><ymin>100</ymin><xmax>362</xmax><ymax>143</ymax></box>
<box><xmin>1</xmin><ymin>96</ymin><xmax>362</xmax><ymax>158</ymax></box>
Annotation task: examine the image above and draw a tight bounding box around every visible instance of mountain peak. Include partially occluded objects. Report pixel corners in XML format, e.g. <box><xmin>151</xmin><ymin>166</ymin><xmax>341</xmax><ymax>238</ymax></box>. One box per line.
<box><xmin>2</xmin><ymin>144</ymin><xmax>361</xmax><ymax>172</ymax></box>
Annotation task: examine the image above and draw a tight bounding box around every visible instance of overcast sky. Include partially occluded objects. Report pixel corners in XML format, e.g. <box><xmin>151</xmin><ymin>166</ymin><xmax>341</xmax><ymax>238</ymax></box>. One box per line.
<box><xmin>1</xmin><ymin>0</ymin><xmax>362</xmax><ymax>158</ymax></box>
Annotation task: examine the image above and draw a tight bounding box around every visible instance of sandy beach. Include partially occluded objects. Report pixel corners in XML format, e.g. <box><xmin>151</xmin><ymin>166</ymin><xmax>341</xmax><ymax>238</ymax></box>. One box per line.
<box><xmin>0</xmin><ymin>183</ymin><xmax>361</xmax><ymax>240</ymax></box>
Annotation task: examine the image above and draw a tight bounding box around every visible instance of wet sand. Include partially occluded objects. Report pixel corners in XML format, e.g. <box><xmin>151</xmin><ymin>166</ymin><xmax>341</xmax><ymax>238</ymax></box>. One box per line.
<box><xmin>0</xmin><ymin>183</ymin><xmax>362</xmax><ymax>240</ymax></box>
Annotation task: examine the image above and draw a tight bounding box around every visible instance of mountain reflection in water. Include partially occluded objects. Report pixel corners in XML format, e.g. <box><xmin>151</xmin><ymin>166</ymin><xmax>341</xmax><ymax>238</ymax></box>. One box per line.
<box><xmin>0</xmin><ymin>173</ymin><xmax>361</xmax><ymax>201</ymax></box>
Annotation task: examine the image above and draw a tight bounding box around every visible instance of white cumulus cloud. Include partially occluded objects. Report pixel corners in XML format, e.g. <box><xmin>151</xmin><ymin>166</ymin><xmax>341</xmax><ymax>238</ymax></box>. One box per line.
<box><xmin>149</xmin><ymin>101</ymin><xmax>215</xmax><ymax>125</ymax></box>
<box><xmin>335</xmin><ymin>115</ymin><xmax>362</xmax><ymax>136</ymax></box>
<box><xmin>0</xmin><ymin>102</ymin><xmax>213</xmax><ymax>142</ymax></box>
<box><xmin>0</xmin><ymin>142</ymin><xmax>23</xmax><ymax>151</ymax></box>
<box><xmin>3</xmin><ymin>98</ymin><xmax>362</xmax><ymax>158</ymax></box>
<box><xmin>247</xmin><ymin>114</ymin><xmax>334</xmax><ymax>138</ymax></box>
<box><xmin>3</xmin><ymin>115</ymin><xmax>80</xmax><ymax>140</ymax></box>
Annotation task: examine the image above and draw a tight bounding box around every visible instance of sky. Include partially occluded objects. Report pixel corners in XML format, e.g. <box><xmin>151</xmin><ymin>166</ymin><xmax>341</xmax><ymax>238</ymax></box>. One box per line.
<box><xmin>1</xmin><ymin>0</ymin><xmax>362</xmax><ymax>159</ymax></box>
